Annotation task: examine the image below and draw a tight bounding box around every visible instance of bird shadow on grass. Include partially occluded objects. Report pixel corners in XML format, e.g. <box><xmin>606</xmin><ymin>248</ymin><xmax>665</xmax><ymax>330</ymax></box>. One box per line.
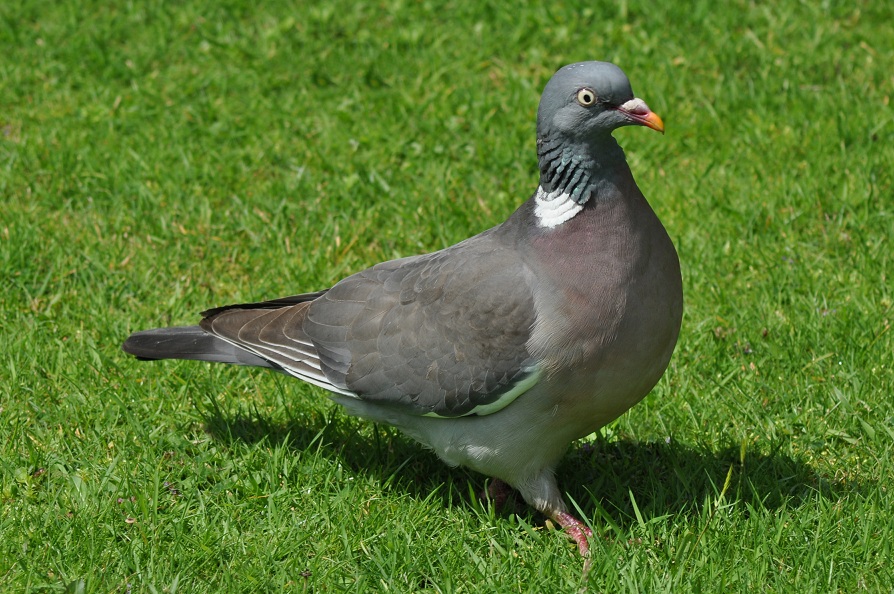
<box><xmin>201</xmin><ymin>398</ymin><xmax>853</xmax><ymax>532</ymax></box>
<box><xmin>555</xmin><ymin>437</ymin><xmax>851</xmax><ymax>530</ymax></box>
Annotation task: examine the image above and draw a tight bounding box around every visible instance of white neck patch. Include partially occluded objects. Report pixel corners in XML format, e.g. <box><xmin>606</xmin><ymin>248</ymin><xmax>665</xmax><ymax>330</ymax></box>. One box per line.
<box><xmin>534</xmin><ymin>186</ymin><xmax>584</xmax><ymax>228</ymax></box>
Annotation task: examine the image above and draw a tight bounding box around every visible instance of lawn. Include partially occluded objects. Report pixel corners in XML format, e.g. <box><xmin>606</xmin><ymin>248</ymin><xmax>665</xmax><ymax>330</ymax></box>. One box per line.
<box><xmin>1</xmin><ymin>0</ymin><xmax>892</xmax><ymax>592</ymax></box>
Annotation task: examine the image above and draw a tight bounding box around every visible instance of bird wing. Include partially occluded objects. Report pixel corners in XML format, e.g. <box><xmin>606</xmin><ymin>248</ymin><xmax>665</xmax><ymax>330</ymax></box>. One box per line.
<box><xmin>201</xmin><ymin>229</ymin><xmax>539</xmax><ymax>418</ymax></box>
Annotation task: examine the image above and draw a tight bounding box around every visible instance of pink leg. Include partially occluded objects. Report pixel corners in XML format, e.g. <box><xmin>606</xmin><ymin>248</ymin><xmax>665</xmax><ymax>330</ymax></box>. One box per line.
<box><xmin>552</xmin><ymin>511</ymin><xmax>593</xmax><ymax>556</ymax></box>
<box><xmin>484</xmin><ymin>476</ymin><xmax>592</xmax><ymax>557</ymax></box>
<box><xmin>484</xmin><ymin>478</ymin><xmax>516</xmax><ymax>510</ymax></box>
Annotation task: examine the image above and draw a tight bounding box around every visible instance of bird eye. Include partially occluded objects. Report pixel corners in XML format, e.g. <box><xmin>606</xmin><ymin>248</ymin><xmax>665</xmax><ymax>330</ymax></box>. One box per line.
<box><xmin>576</xmin><ymin>88</ymin><xmax>597</xmax><ymax>106</ymax></box>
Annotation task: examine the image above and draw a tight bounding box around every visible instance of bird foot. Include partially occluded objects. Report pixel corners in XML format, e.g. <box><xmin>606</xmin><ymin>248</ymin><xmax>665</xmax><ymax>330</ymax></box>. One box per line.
<box><xmin>552</xmin><ymin>511</ymin><xmax>593</xmax><ymax>556</ymax></box>
<box><xmin>480</xmin><ymin>478</ymin><xmax>521</xmax><ymax>513</ymax></box>
<box><xmin>482</xmin><ymin>480</ymin><xmax>591</xmax><ymax>557</ymax></box>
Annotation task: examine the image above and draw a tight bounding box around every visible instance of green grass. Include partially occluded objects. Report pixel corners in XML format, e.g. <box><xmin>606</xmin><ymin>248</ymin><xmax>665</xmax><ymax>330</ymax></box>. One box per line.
<box><xmin>2</xmin><ymin>0</ymin><xmax>892</xmax><ymax>591</ymax></box>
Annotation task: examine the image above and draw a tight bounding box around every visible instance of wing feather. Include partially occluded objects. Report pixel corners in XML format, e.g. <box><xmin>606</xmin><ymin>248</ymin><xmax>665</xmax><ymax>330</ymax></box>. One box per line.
<box><xmin>196</xmin><ymin>228</ymin><xmax>540</xmax><ymax>417</ymax></box>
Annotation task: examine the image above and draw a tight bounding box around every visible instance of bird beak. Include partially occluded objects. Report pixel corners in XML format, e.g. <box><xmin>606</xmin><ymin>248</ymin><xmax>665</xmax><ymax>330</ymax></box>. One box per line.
<box><xmin>616</xmin><ymin>98</ymin><xmax>665</xmax><ymax>134</ymax></box>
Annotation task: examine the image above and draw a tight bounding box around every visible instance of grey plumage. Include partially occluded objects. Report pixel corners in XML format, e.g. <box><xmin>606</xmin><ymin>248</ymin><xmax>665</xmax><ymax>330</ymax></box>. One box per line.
<box><xmin>122</xmin><ymin>61</ymin><xmax>683</xmax><ymax>556</ymax></box>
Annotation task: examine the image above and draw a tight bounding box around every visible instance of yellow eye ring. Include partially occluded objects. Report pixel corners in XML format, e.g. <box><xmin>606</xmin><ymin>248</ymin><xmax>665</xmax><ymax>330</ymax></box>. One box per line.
<box><xmin>576</xmin><ymin>88</ymin><xmax>597</xmax><ymax>106</ymax></box>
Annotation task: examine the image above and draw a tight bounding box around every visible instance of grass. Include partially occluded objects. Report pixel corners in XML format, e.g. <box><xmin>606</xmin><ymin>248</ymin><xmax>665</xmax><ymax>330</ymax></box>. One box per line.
<box><xmin>1</xmin><ymin>0</ymin><xmax>892</xmax><ymax>591</ymax></box>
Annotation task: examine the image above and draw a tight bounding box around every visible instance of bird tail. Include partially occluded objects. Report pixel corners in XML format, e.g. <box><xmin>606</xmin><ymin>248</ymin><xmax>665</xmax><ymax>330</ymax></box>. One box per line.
<box><xmin>122</xmin><ymin>326</ymin><xmax>278</xmax><ymax>369</ymax></box>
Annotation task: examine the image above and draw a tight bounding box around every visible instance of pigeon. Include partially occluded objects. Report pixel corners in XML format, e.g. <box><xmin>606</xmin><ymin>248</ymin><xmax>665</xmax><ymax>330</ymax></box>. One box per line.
<box><xmin>123</xmin><ymin>61</ymin><xmax>683</xmax><ymax>556</ymax></box>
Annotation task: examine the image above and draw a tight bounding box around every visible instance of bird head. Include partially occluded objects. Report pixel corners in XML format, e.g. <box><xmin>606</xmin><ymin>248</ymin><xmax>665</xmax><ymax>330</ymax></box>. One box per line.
<box><xmin>536</xmin><ymin>61</ymin><xmax>664</xmax><ymax>142</ymax></box>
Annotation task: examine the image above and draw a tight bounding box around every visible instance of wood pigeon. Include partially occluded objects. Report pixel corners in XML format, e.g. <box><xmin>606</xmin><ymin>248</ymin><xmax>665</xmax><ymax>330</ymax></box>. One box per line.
<box><xmin>123</xmin><ymin>61</ymin><xmax>683</xmax><ymax>556</ymax></box>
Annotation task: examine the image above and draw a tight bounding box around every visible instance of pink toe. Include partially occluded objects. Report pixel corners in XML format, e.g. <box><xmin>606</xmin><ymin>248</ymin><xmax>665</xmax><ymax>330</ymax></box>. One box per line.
<box><xmin>553</xmin><ymin>511</ymin><xmax>592</xmax><ymax>556</ymax></box>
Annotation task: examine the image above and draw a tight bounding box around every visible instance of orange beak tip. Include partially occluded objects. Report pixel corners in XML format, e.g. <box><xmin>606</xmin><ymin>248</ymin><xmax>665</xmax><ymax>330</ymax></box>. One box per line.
<box><xmin>643</xmin><ymin>111</ymin><xmax>665</xmax><ymax>134</ymax></box>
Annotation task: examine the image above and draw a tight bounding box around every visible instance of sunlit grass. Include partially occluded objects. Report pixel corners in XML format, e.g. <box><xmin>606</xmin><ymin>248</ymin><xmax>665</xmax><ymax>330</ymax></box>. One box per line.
<box><xmin>1</xmin><ymin>0</ymin><xmax>892</xmax><ymax>591</ymax></box>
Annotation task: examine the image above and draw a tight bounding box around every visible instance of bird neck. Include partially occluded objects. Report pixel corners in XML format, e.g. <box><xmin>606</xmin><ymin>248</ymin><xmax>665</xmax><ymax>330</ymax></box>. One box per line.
<box><xmin>533</xmin><ymin>133</ymin><xmax>630</xmax><ymax>228</ymax></box>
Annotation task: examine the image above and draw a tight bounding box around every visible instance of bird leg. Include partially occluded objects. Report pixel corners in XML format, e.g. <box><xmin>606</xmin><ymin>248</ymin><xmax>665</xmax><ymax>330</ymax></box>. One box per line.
<box><xmin>515</xmin><ymin>471</ymin><xmax>593</xmax><ymax>556</ymax></box>
<box><xmin>483</xmin><ymin>478</ymin><xmax>517</xmax><ymax>511</ymax></box>
<box><xmin>551</xmin><ymin>510</ymin><xmax>593</xmax><ymax>556</ymax></box>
